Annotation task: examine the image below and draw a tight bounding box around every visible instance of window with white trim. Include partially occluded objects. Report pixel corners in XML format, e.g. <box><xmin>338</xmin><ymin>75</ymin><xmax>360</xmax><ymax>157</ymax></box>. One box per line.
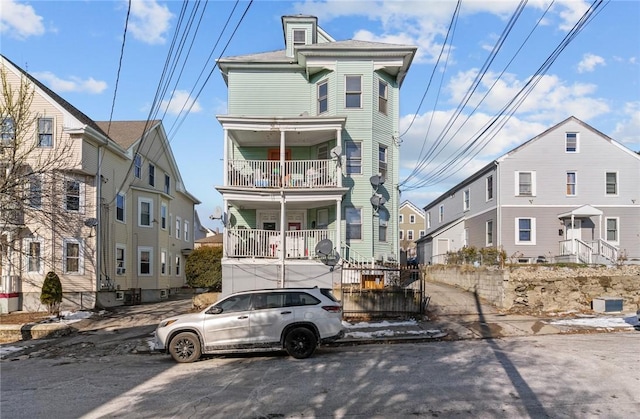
<box><xmin>175</xmin><ymin>255</ymin><xmax>181</xmax><ymax>276</ymax></box>
<box><xmin>116</xmin><ymin>244</ymin><xmax>125</xmax><ymax>275</ymax></box>
<box><xmin>346</xmin><ymin>142</ymin><xmax>362</xmax><ymax>175</ymax></box>
<box><xmin>168</xmin><ymin>252</ymin><xmax>172</xmax><ymax>276</ymax></box>
<box><xmin>486</xmin><ymin>220</ymin><xmax>493</xmax><ymax>246</ymax></box>
<box><xmin>566</xmin><ymin>171</ymin><xmax>577</xmax><ymax>196</ymax></box>
<box><xmin>184</xmin><ymin>220</ymin><xmax>189</xmax><ymax>241</ymax></box>
<box><xmin>29</xmin><ymin>174</ymin><xmax>42</xmax><ymax>208</ymax></box>
<box><xmin>161</xmin><ymin>250</ymin><xmax>167</xmax><ymax>275</ymax></box>
<box><xmin>164</xmin><ymin>174</ymin><xmax>170</xmax><ymax>194</ymax></box>
<box><xmin>378</xmin><ymin>145</ymin><xmax>387</xmax><ymax>180</ymax></box>
<box><xmin>148</xmin><ymin>163</ymin><xmax>155</xmax><ymax>186</ymax></box>
<box><xmin>1</xmin><ymin>117</ymin><xmax>15</xmax><ymax>145</ymax></box>
<box><xmin>65</xmin><ymin>178</ymin><xmax>82</xmax><ymax>212</ymax></box>
<box><xmin>116</xmin><ymin>193</ymin><xmax>125</xmax><ymax>222</ymax></box>
<box><xmin>606</xmin><ymin>217</ymin><xmax>619</xmax><ymax>242</ymax></box>
<box><xmin>63</xmin><ymin>239</ymin><xmax>82</xmax><ymax>274</ymax></box>
<box><xmin>419</xmin><ymin>230</ymin><xmax>425</xmax><ymax>238</ymax></box>
<box><xmin>378</xmin><ymin>79</ymin><xmax>388</xmax><ymax>115</ymax></box>
<box><xmin>407</xmin><ymin>230</ymin><xmax>414</xmax><ymax>240</ymax></box>
<box><xmin>346</xmin><ymin>207</ymin><xmax>362</xmax><ymax>240</ymax></box>
<box><xmin>25</xmin><ymin>239</ymin><xmax>42</xmax><ymax>273</ymax></box>
<box><xmin>516</xmin><ymin>171</ymin><xmax>535</xmax><ymax>196</ymax></box>
<box><xmin>161</xmin><ymin>203</ymin><xmax>167</xmax><ymax>229</ymax></box>
<box><xmin>605</xmin><ymin>172</ymin><xmax>617</xmax><ymax>195</ymax></box>
<box><xmin>134</xmin><ymin>154</ymin><xmax>142</xmax><ymax>178</ymax></box>
<box><xmin>138</xmin><ymin>198</ymin><xmax>153</xmax><ymax>227</ymax></box>
<box><xmin>439</xmin><ymin>205</ymin><xmax>444</xmax><ymax>222</ymax></box>
<box><xmin>169</xmin><ymin>214</ymin><xmax>173</xmax><ymax>236</ymax></box>
<box><xmin>318</xmin><ymin>80</ymin><xmax>328</xmax><ymax>114</ymax></box>
<box><xmin>399</xmin><ymin>230</ymin><xmax>404</xmax><ymax>240</ymax></box>
<box><xmin>399</xmin><ymin>214</ymin><xmax>404</xmax><ymax>223</ymax></box>
<box><xmin>176</xmin><ymin>217</ymin><xmax>181</xmax><ymax>240</ymax></box>
<box><xmin>293</xmin><ymin>29</ymin><xmax>306</xmax><ymax>46</ymax></box>
<box><xmin>515</xmin><ymin>218</ymin><xmax>536</xmax><ymax>245</ymax></box>
<box><xmin>38</xmin><ymin>117</ymin><xmax>53</xmax><ymax>147</ymax></box>
<box><xmin>486</xmin><ymin>175</ymin><xmax>493</xmax><ymax>201</ymax></box>
<box><xmin>378</xmin><ymin>208</ymin><xmax>389</xmax><ymax>242</ymax></box>
<box><xmin>345</xmin><ymin>75</ymin><xmax>362</xmax><ymax>108</ymax></box>
<box><xmin>409</xmin><ymin>214</ymin><xmax>415</xmax><ymax>224</ymax></box>
<box><xmin>463</xmin><ymin>228</ymin><xmax>469</xmax><ymax>247</ymax></box>
<box><xmin>138</xmin><ymin>246</ymin><xmax>153</xmax><ymax>276</ymax></box>
<box><xmin>426</xmin><ymin>212</ymin><xmax>431</xmax><ymax>229</ymax></box>
<box><xmin>565</xmin><ymin>132</ymin><xmax>578</xmax><ymax>152</ymax></box>
<box><xmin>463</xmin><ymin>189</ymin><xmax>470</xmax><ymax>211</ymax></box>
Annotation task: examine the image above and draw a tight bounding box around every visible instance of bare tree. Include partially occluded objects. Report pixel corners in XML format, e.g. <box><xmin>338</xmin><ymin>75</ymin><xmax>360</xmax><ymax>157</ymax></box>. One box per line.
<box><xmin>1</xmin><ymin>67</ymin><xmax>85</xmax><ymax>280</ymax></box>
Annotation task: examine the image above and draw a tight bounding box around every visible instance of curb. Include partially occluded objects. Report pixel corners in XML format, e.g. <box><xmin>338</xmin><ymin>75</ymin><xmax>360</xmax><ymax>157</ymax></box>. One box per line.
<box><xmin>0</xmin><ymin>322</ymin><xmax>72</xmax><ymax>342</ymax></box>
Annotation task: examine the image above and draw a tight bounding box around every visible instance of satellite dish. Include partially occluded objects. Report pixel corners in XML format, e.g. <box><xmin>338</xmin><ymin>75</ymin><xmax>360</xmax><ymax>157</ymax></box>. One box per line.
<box><xmin>370</xmin><ymin>175</ymin><xmax>385</xmax><ymax>186</ymax></box>
<box><xmin>370</xmin><ymin>194</ymin><xmax>387</xmax><ymax>207</ymax></box>
<box><xmin>330</xmin><ymin>145</ymin><xmax>342</xmax><ymax>158</ymax></box>
<box><xmin>315</xmin><ymin>239</ymin><xmax>334</xmax><ymax>257</ymax></box>
<box><xmin>84</xmin><ymin>218</ymin><xmax>98</xmax><ymax>227</ymax></box>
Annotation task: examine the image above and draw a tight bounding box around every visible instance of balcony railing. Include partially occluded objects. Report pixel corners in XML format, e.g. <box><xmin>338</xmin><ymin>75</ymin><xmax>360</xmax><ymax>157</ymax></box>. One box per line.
<box><xmin>228</xmin><ymin>159</ymin><xmax>338</xmax><ymax>188</ymax></box>
<box><xmin>227</xmin><ymin>228</ymin><xmax>336</xmax><ymax>259</ymax></box>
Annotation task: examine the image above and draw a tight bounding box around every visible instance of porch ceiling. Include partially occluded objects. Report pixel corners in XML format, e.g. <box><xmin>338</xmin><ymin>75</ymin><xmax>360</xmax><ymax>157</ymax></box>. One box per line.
<box><xmin>216</xmin><ymin>186</ymin><xmax>349</xmax><ymax>210</ymax></box>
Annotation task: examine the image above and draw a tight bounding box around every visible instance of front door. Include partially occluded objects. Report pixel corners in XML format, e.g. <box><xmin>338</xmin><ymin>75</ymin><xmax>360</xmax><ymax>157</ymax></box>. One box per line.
<box><xmin>287</xmin><ymin>222</ymin><xmax>303</xmax><ymax>257</ymax></box>
<box><xmin>566</xmin><ymin>219</ymin><xmax>582</xmax><ymax>241</ymax></box>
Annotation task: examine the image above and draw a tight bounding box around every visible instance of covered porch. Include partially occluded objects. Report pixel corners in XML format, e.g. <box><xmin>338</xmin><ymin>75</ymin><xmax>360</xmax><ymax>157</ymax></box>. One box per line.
<box><xmin>557</xmin><ymin>205</ymin><xmax>618</xmax><ymax>264</ymax></box>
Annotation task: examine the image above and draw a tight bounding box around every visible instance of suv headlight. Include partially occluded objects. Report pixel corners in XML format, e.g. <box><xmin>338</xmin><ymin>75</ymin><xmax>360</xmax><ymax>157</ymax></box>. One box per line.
<box><xmin>159</xmin><ymin>319</ymin><xmax>178</xmax><ymax>328</ymax></box>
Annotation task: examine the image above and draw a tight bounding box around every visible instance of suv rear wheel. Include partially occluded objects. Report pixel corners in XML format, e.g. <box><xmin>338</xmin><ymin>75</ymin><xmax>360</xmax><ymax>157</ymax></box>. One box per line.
<box><xmin>169</xmin><ymin>332</ymin><xmax>201</xmax><ymax>363</ymax></box>
<box><xmin>284</xmin><ymin>327</ymin><xmax>317</xmax><ymax>359</ymax></box>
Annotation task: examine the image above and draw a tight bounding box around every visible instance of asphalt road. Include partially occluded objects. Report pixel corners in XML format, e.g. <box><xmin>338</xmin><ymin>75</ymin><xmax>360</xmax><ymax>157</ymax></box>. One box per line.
<box><xmin>2</xmin><ymin>333</ymin><xmax>638</xmax><ymax>418</ymax></box>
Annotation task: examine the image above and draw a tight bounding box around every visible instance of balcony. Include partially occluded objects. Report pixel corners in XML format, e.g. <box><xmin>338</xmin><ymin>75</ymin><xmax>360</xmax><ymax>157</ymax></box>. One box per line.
<box><xmin>227</xmin><ymin>228</ymin><xmax>337</xmax><ymax>259</ymax></box>
<box><xmin>228</xmin><ymin>159</ymin><xmax>338</xmax><ymax>189</ymax></box>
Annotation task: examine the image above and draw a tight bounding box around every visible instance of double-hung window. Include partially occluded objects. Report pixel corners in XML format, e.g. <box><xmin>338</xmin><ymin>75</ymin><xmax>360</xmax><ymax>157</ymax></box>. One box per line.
<box><xmin>516</xmin><ymin>171</ymin><xmax>535</xmax><ymax>196</ymax></box>
<box><xmin>438</xmin><ymin>205</ymin><xmax>444</xmax><ymax>222</ymax></box>
<box><xmin>426</xmin><ymin>212</ymin><xmax>431</xmax><ymax>229</ymax></box>
<box><xmin>26</xmin><ymin>239</ymin><xmax>42</xmax><ymax>273</ymax></box>
<box><xmin>161</xmin><ymin>250</ymin><xmax>167</xmax><ymax>275</ymax></box>
<box><xmin>138</xmin><ymin>247</ymin><xmax>152</xmax><ymax>275</ymax></box>
<box><xmin>605</xmin><ymin>172</ymin><xmax>617</xmax><ymax>195</ymax></box>
<box><xmin>345</xmin><ymin>75</ymin><xmax>362</xmax><ymax>108</ymax></box>
<box><xmin>29</xmin><ymin>174</ymin><xmax>42</xmax><ymax>208</ymax></box>
<box><xmin>116</xmin><ymin>193</ymin><xmax>125</xmax><ymax>222</ymax></box>
<box><xmin>64</xmin><ymin>239</ymin><xmax>82</xmax><ymax>273</ymax></box>
<box><xmin>407</xmin><ymin>230</ymin><xmax>414</xmax><ymax>240</ymax></box>
<box><xmin>515</xmin><ymin>218</ymin><xmax>536</xmax><ymax>244</ymax></box>
<box><xmin>318</xmin><ymin>80</ymin><xmax>328</xmax><ymax>114</ymax></box>
<box><xmin>161</xmin><ymin>203</ymin><xmax>167</xmax><ymax>229</ymax></box>
<box><xmin>175</xmin><ymin>255</ymin><xmax>181</xmax><ymax>276</ymax></box>
<box><xmin>134</xmin><ymin>154</ymin><xmax>142</xmax><ymax>178</ymax></box>
<box><xmin>176</xmin><ymin>217</ymin><xmax>181</xmax><ymax>240</ymax></box>
<box><xmin>346</xmin><ymin>207</ymin><xmax>362</xmax><ymax>240</ymax></box>
<box><xmin>65</xmin><ymin>179</ymin><xmax>81</xmax><ymax>212</ymax></box>
<box><xmin>164</xmin><ymin>174</ymin><xmax>170</xmax><ymax>194</ymax></box>
<box><xmin>346</xmin><ymin>142</ymin><xmax>362</xmax><ymax>175</ymax></box>
<box><xmin>293</xmin><ymin>29</ymin><xmax>306</xmax><ymax>46</ymax></box>
<box><xmin>149</xmin><ymin>164</ymin><xmax>155</xmax><ymax>186</ymax></box>
<box><xmin>1</xmin><ymin>117</ymin><xmax>14</xmax><ymax>146</ymax></box>
<box><xmin>566</xmin><ymin>171</ymin><xmax>577</xmax><ymax>196</ymax></box>
<box><xmin>38</xmin><ymin>118</ymin><xmax>53</xmax><ymax>147</ymax></box>
<box><xmin>486</xmin><ymin>175</ymin><xmax>493</xmax><ymax>201</ymax></box>
<box><xmin>116</xmin><ymin>245</ymin><xmax>125</xmax><ymax>275</ymax></box>
<box><xmin>606</xmin><ymin>218</ymin><xmax>618</xmax><ymax>242</ymax></box>
<box><xmin>565</xmin><ymin>133</ymin><xmax>578</xmax><ymax>152</ymax></box>
<box><xmin>486</xmin><ymin>220</ymin><xmax>494</xmax><ymax>246</ymax></box>
<box><xmin>378</xmin><ymin>145</ymin><xmax>387</xmax><ymax>180</ymax></box>
<box><xmin>463</xmin><ymin>189</ymin><xmax>470</xmax><ymax>211</ymax></box>
<box><xmin>138</xmin><ymin>198</ymin><xmax>153</xmax><ymax>227</ymax></box>
<box><xmin>378</xmin><ymin>208</ymin><xmax>388</xmax><ymax>242</ymax></box>
<box><xmin>184</xmin><ymin>220</ymin><xmax>189</xmax><ymax>241</ymax></box>
<box><xmin>378</xmin><ymin>80</ymin><xmax>388</xmax><ymax>115</ymax></box>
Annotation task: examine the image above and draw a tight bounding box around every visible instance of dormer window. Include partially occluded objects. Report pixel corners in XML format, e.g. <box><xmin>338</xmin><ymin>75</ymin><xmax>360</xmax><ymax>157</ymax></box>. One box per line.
<box><xmin>293</xmin><ymin>29</ymin><xmax>306</xmax><ymax>46</ymax></box>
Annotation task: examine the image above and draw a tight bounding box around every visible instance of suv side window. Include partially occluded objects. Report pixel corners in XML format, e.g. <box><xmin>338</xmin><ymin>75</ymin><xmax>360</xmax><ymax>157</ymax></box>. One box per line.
<box><xmin>219</xmin><ymin>294</ymin><xmax>251</xmax><ymax>313</ymax></box>
<box><xmin>284</xmin><ymin>292</ymin><xmax>320</xmax><ymax>307</ymax></box>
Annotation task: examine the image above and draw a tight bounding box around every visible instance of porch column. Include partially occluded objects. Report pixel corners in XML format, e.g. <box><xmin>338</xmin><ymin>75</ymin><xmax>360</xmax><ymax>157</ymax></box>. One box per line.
<box><xmin>571</xmin><ymin>214</ymin><xmax>575</xmax><ymax>254</ymax></box>
<box><xmin>336</xmin><ymin>128</ymin><xmax>342</xmax><ymax>188</ymax></box>
<box><xmin>223</xmin><ymin>128</ymin><xmax>229</xmax><ymax>186</ymax></box>
<box><xmin>223</xmin><ymin>199</ymin><xmax>229</xmax><ymax>258</ymax></box>
<box><xmin>280</xmin><ymin>193</ymin><xmax>286</xmax><ymax>288</ymax></box>
<box><xmin>280</xmin><ymin>130</ymin><xmax>286</xmax><ymax>186</ymax></box>
<box><xmin>335</xmin><ymin>198</ymin><xmax>342</xmax><ymax>255</ymax></box>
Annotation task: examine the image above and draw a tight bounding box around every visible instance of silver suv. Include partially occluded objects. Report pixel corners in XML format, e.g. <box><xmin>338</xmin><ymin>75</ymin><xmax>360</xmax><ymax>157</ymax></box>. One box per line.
<box><xmin>154</xmin><ymin>287</ymin><xmax>344</xmax><ymax>363</ymax></box>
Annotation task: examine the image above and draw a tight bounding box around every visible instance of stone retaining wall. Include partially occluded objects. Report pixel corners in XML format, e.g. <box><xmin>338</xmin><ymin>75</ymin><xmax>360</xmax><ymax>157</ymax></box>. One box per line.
<box><xmin>424</xmin><ymin>265</ymin><xmax>640</xmax><ymax>313</ymax></box>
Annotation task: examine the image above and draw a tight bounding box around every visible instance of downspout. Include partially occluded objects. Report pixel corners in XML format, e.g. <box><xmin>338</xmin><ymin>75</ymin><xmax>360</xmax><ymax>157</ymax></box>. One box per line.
<box><xmin>279</xmin><ymin>130</ymin><xmax>286</xmax><ymax>288</ymax></box>
<box><xmin>495</xmin><ymin>162</ymin><xmax>501</xmax><ymax>250</ymax></box>
<box><xmin>96</xmin><ymin>145</ymin><xmax>103</xmax><ymax>293</ymax></box>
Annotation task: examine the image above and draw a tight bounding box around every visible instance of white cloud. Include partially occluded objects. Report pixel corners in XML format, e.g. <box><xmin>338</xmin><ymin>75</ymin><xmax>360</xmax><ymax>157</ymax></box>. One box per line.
<box><xmin>160</xmin><ymin>90</ymin><xmax>202</xmax><ymax>115</ymax></box>
<box><xmin>129</xmin><ymin>0</ymin><xmax>173</xmax><ymax>45</ymax></box>
<box><xmin>30</xmin><ymin>71</ymin><xmax>107</xmax><ymax>94</ymax></box>
<box><xmin>611</xmin><ymin>102</ymin><xmax>640</xmax><ymax>149</ymax></box>
<box><xmin>577</xmin><ymin>53</ymin><xmax>605</xmax><ymax>73</ymax></box>
<box><xmin>0</xmin><ymin>0</ymin><xmax>45</xmax><ymax>40</ymax></box>
<box><xmin>553</xmin><ymin>0</ymin><xmax>591</xmax><ymax>32</ymax></box>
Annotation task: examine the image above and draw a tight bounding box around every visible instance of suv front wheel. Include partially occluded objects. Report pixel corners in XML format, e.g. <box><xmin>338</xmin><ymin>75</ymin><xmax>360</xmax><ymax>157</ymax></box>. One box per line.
<box><xmin>169</xmin><ymin>332</ymin><xmax>202</xmax><ymax>363</ymax></box>
<box><xmin>284</xmin><ymin>327</ymin><xmax>317</xmax><ymax>359</ymax></box>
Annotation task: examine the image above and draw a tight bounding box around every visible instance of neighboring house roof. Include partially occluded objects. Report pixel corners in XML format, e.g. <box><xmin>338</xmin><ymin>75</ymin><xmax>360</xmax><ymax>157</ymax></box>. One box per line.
<box><xmin>195</xmin><ymin>234</ymin><xmax>223</xmax><ymax>245</ymax></box>
<box><xmin>422</xmin><ymin>116</ymin><xmax>640</xmax><ymax>212</ymax></box>
<box><xmin>400</xmin><ymin>200</ymin><xmax>425</xmax><ymax>217</ymax></box>
<box><xmin>96</xmin><ymin>120</ymin><xmax>161</xmax><ymax>149</ymax></box>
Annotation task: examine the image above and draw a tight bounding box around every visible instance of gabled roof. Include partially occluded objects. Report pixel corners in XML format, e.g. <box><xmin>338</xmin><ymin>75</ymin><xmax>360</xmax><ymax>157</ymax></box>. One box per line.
<box><xmin>557</xmin><ymin>205</ymin><xmax>603</xmax><ymax>218</ymax></box>
<box><xmin>400</xmin><ymin>200</ymin><xmax>425</xmax><ymax>216</ymax></box>
<box><xmin>1</xmin><ymin>54</ymin><xmax>109</xmax><ymax>139</ymax></box>
<box><xmin>95</xmin><ymin>120</ymin><xmax>161</xmax><ymax>149</ymax></box>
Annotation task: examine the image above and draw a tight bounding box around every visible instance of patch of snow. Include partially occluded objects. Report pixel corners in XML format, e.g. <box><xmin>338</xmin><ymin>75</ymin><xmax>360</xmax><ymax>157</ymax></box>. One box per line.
<box><xmin>549</xmin><ymin>314</ymin><xmax>639</xmax><ymax>328</ymax></box>
<box><xmin>342</xmin><ymin>319</ymin><xmax>418</xmax><ymax>329</ymax></box>
<box><xmin>0</xmin><ymin>345</ymin><xmax>26</xmax><ymax>357</ymax></box>
<box><xmin>58</xmin><ymin>310</ymin><xmax>94</xmax><ymax>324</ymax></box>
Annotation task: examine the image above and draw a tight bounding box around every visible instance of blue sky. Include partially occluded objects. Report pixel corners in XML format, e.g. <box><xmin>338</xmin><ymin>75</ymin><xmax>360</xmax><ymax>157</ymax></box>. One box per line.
<box><xmin>2</xmin><ymin>0</ymin><xmax>639</xmax><ymax>230</ymax></box>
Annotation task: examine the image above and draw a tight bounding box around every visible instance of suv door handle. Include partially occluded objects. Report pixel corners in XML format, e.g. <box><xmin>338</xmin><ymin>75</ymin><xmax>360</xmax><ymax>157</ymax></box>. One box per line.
<box><xmin>280</xmin><ymin>311</ymin><xmax>292</xmax><ymax>315</ymax></box>
<box><xmin>238</xmin><ymin>315</ymin><xmax>249</xmax><ymax>319</ymax></box>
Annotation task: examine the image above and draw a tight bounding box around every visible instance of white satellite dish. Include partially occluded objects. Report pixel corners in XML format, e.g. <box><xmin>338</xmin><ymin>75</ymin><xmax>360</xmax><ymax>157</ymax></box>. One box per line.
<box><xmin>330</xmin><ymin>145</ymin><xmax>342</xmax><ymax>158</ymax></box>
<box><xmin>210</xmin><ymin>206</ymin><xmax>223</xmax><ymax>220</ymax></box>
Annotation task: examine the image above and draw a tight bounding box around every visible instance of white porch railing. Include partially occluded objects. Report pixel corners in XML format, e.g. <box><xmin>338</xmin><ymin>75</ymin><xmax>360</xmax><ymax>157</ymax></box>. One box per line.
<box><xmin>228</xmin><ymin>159</ymin><xmax>338</xmax><ymax>188</ymax></box>
<box><xmin>594</xmin><ymin>239</ymin><xmax>619</xmax><ymax>263</ymax></box>
<box><xmin>559</xmin><ymin>238</ymin><xmax>619</xmax><ymax>264</ymax></box>
<box><xmin>226</xmin><ymin>228</ymin><xmax>336</xmax><ymax>259</ymax></box>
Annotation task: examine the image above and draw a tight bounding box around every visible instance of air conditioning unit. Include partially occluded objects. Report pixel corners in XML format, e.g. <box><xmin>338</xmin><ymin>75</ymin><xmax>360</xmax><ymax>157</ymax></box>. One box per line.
<box><xmin>160</xmin><ymin>289</ymin><xmax>168</xmax><ymax>299</ymax></box>
<box><xmin>115</xmin><ymin>291</ymin><xmax>124</xmax><ymax>301</ymax></box>
<box><xmin>116</xmin><ymin>267</ymin><xmax>126</xmax><ymax>275</ymax></box>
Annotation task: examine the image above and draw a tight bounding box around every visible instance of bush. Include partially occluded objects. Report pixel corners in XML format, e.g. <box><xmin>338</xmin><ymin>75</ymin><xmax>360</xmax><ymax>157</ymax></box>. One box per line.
<box><xmin>41</xmin><ymin>271</ymin><xmax>62</xmax><ymax>315</ymax></box>
<box><xmin>185</xmin><ymin>246</ymin><xmax>222</xmax><ymax>291</ymax></box>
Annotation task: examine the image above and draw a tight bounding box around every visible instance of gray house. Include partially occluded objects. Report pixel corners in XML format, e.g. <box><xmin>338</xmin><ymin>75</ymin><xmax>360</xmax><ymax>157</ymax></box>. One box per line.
<box><xmin>417</xmin><ymin>116</ymin><xmax>640</xmax><ymax>265</ymax></box>
<box><xmin>215</xmin><ymin>15</ymin><xmax>416</xmax><ymax>294</ymax></box>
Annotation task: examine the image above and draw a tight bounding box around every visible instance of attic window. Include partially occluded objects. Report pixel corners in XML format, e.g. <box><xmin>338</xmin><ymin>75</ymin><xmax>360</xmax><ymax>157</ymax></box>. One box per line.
<box><xmin>293</xmin><ymin>30</ymin><xmax>306</xmax><ymax>46</ymax></box>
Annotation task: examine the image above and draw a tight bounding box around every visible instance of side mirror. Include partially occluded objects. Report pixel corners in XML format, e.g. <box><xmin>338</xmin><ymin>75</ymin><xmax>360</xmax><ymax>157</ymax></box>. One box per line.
<box><xmin>206</xmin><ymin>306</ymin><xmax>223</xmax><ymax>315</ymax></box>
